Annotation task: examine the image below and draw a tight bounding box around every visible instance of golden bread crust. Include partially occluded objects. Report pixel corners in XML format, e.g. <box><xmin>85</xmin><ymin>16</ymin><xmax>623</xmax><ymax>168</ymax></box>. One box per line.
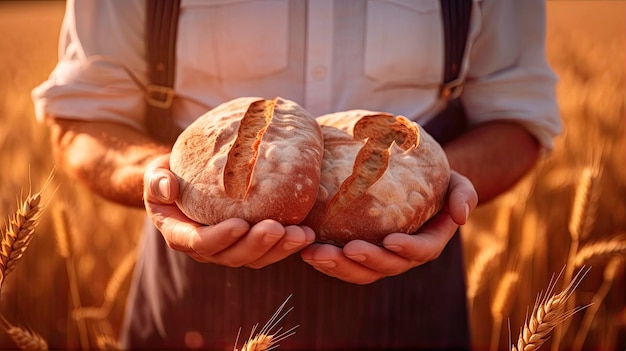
<box><xmin>303</xmin><ymin>110</ymin><xmax>450</xmax><ymax>246</ymax></box>
<box><xmin>170</xmin><ymin>97</ymin><xmax>324</xmax><ymax>225</ymax></box>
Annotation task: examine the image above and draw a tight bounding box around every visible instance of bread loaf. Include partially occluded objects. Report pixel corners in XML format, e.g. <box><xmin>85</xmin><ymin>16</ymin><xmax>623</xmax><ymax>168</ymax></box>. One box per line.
<box><xmin>302</xmin><ymin>110</ymin><xmax>450</xmax><ymax>246</ymax></box>
<box><xmin>170</xmin><ymin>97</ymin><xmax>324</xmax><ymax>226</ymax></box>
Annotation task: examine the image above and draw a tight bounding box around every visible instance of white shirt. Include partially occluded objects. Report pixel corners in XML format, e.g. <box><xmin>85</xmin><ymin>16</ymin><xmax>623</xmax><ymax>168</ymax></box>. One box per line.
<box><xmin>32</xmin><ymin>0</ymin><xmax>562</xmax><ymax>149</ymax></box>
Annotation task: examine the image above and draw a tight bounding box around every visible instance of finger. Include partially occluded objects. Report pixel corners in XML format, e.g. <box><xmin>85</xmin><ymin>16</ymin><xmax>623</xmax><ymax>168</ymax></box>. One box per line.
<box><xmin>157</xmin><ymin>211</ymin><xmax>249</xmax><ymax>257</ymax></box>
<box><xmin>246</xmin><ymin>225</ymin><xmax>315</xmax><ymax>269</ymax></box>
<box><xmin>144</xmin><ymin>167</ymin><xmax>179</xmax><ymax>204</ymax></box>
<box><xmin>342</xmin><ymin>240</ymin><xmax>413</xmax><ymax>276</ymax></box>
<box><xmin>383</xmin><ymin>211</ymin><xmax>459</xmax><ymax>263</ymax></box>
<box><xmin>301</xmin><ymin>244</ymin><xmax>382</xmax><ymax>284</ymax></box>
<box><xmin>272</xmin><ymin>225</ymin><xmax>315</xmax><ymax>253</ymax></box>
<box><xmin>446</xmin><ymin>171</ymin><xmax>478</xmax><ymax>225</ymax></box>
<box><xmin>211</xmin><ymin>220</ymin><xmax>286</xmax><ymax>267</ymax></box>
<box><xmin>144</xmin><ymin>162</ymin><xmax>252</xmax><ymax>259</ymax></box>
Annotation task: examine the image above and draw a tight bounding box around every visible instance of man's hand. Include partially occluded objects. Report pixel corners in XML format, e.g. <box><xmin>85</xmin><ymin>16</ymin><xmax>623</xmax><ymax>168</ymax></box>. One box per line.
<box><xmin>300</xmin><ymin>171</ymin><xmax>477</xmax><ymax>284</ymax></box>
<box><xmin>143</xmin><ymin>155</ymin><xmax>315</xmax><ymax>268</ymax></box>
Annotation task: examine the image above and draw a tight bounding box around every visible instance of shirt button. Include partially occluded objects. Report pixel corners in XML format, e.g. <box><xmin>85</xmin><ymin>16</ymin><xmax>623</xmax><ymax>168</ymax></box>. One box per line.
<box><xmin>311</xmin><ymin>65</ymin><xmax>327</xmax><ymax>81</ymax></box>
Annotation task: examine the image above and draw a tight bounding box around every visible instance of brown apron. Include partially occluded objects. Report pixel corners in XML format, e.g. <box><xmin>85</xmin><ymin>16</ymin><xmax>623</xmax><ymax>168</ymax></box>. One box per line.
<box><xmin>119</xmin><ymin>217</ymin><xmax>469</xmax><ymax>350</ymax></box>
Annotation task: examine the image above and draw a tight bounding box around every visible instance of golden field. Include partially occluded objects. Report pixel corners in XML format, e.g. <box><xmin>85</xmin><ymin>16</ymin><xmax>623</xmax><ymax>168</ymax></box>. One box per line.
<box><xmin>0</xmin><ymin>1</ymin><xmax>624</xmax><ymax>350</ymax></box>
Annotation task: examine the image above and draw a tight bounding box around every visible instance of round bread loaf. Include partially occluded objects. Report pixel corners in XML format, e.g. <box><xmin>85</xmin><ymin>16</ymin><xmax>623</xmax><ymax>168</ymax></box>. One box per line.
<box><xmin>302</xmin><ymin>110</ymin><xmax>451</xmax><ymax>246</ymax></box>
<box><xmin>170</xmin><ymin>97</ymin><xmax>324</xmax><ymax>226</ymax></box>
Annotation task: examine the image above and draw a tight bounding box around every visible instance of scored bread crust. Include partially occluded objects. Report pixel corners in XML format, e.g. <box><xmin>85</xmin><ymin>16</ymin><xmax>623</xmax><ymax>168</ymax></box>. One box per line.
<box><xmin>170</xmin><ymin>97</ymin><xmax>324</xmax><ymax>225</ymax></box>
<box><xmin>302</xmin><ymin>110</ymin><xmax>451</xmax><ymax>246</ymax></box>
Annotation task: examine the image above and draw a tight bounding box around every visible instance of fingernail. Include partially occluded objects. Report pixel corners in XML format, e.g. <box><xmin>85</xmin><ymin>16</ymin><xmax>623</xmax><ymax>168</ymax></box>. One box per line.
<box><xmin>464</xmin><ymin>202</ymin><xmax>470</xmax><ymax>222</ymax></box>
<box><xmin>283</xmin><ymin>241</ymin><xmax>301</xmax><ymax>250</ymax></box>
<box><xmin>159</xmin><ymin>177</ymin><xmax>171</xmax><ymax>200</ymax></box>
<box><xmin>263</xmin><ymin>232</ymin><xmax>283</xmax><ymax>244</ymax></box>
<box><xmin>346</xmin><ymin>254</ymin><xmax>366</xmax><ymax>262</ymax></box>
<box><xmin>385</xmin><ymin>245</ymin><xmax>403</xmax><ymax>253</ymax></box>
<box><xmin>151</xmin><ymin>176</ymin><xmax>170</xmax><ymax>201</ymax></box>
<box><xmin>230</xmin><ymin>226</ymin><xmax>249</xmax><ymax>237</ymax></box>
<box><xmin>316</xmin><ymin>260</ymin><xmax>336</xmax><ymax>268</ymax></box>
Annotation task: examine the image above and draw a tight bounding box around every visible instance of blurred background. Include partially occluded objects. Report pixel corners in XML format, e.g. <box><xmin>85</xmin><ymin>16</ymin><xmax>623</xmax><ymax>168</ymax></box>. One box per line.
<box><xmin>0</xmin><ymin>1</ymin><xmax>624</xmax><ymax>350</ymax></box>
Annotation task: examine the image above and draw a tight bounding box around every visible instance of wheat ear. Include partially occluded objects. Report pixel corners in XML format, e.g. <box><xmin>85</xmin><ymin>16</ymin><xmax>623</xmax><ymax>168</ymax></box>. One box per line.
<box><xmin>574</xmin><ymin>235</ymin><xmax>626</xmax><ymax>267</ymax></box>
<box><xmin>234</xmin><ymin>295</ymin><xmax>299</xmax><ymax>351</ymax></box>
<box><xmin>0</xmin><ymin>193</ymin><xmax>41</xmax><ymax>282</ymax></box>
<box><xmin>553</xmin><ymin>165</ymin><xmax>601</xmax><ymax>351</ymax></box>
<box><xmin>0</xmin><ymin>170</ymin><xmax>54</xmax><ymax>290</ymax></box>
<box><xmin>568</xmin><ymin>166</ymin><xmax>601</xmax><ymax>242</ymax></box>
<box><xmin>52</xmin><ymin>201</ymin><xmax>74</xmax><ymax>259</ymax></box>
<box><xmin>0</xmin><ymin>314</ymin><xmax>48</xmax><ymax>350</ymax></box>
<box><xmin>511</xmin><ymin>266</ymin><xmax>591</xmax><ymax>351</ymax></box>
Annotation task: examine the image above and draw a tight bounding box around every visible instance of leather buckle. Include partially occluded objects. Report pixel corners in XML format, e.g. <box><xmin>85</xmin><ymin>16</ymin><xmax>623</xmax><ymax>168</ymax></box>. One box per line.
<box><xmin>439</xmin><ymin>78</ymin><xmax>464</xmax><ymax>100</ymax></box>
<box><xmin>145</xmin><ymin>84</ymin><xmax>175</xmax><ymax>109</ymax></box>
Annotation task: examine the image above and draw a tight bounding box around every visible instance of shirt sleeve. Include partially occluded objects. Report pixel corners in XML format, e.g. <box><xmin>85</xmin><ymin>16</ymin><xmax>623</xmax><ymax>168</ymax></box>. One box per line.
<box><xmin>31</xmin><ymin>0</ymin><xmax>148</xmax><ymax>132</ymax></box>
<box><xmin>461</xmin><ymin>0</ymin><xmax>562</xmax><ymax>151</ymax></box>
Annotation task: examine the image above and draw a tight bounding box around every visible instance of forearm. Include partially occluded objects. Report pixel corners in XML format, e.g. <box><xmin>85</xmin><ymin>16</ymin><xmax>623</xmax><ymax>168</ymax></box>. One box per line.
<box><xmin>444</xmin><ymin>121</ymin><xmax>540</xmax><ymax>204</ymax></box>
<box><xmin>50</xmin><ymin>118</ymin><xmax>171</xmax><ymax>208</ymax></box>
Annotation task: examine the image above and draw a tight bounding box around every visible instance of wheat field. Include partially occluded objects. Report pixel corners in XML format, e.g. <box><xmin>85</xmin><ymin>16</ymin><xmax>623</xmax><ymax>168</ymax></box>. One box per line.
<box><xmin>0</xmin><ymin>1</ymin><xmax>624</xmax><ymax>350</ymax></box>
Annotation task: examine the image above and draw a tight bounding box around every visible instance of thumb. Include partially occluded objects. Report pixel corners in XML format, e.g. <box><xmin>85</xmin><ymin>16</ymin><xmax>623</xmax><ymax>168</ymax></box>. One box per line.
<box><xmin>144</xmin><ymin>168</ymin><xmax>179</xmax><ymax>204</ymax></box>
<box><xmin>446</xmin><ymin>171</ymin><xmax>478</xmax><ymax>225</ymax></box>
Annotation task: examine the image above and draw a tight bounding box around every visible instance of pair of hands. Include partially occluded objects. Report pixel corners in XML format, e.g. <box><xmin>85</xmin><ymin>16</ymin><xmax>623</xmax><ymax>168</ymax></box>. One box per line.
<box><xmin>144</xmin><ymin>155</ymin><xmax>478</xmax><ymax>285</ymax></box>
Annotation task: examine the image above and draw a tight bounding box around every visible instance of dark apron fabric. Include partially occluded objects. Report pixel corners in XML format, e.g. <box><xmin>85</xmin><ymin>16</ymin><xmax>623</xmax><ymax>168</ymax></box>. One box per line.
<box><xmin>119</xmin><ymin>216</ymin><xmax>469</xmax><ymax>350</ymax></box>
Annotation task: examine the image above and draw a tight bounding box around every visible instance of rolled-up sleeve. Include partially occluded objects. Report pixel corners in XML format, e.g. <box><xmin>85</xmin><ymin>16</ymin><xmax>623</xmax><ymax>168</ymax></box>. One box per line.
<box><xmin>31</xmin><ymin>0</ymin><xmax>148</xmax><ymax>132</ymax></box>
<box><xmin>462</xmin><ymin>0</ymin><xmax>562</xmax><ymax>151</ymax></box>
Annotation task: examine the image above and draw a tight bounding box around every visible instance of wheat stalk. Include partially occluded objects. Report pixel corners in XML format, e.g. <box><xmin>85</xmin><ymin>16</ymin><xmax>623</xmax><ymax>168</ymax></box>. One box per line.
<box><xmin>96</xmin><ymin>333</ymin><xmax>120</xmax><ymax>350</ymax></box>
<box><xmin>553</xmin><ymin>165</ymin><xmax>602</xmax><ymax>351</ymax></box>
<box><xmin>1</xmin><ymin>314</ymin><xmax>48</xmax><ymax>350</ymax></box>
<box><xmin>491</xmin><ymin>271</ymin><xmax>521</xmax><ymax>317</ymax></box>
<box><xmin>234</xmin><ymin>295</ymin><xmax>298</xmax><ymax>351</ymax></box>
<box><xmin>72</xmin><ymin>249</ymin><xmax>137</xmax><ymax>321</ymax></box>
<box><xmin>94</xmin><ymin>325</ymin><xmax>121</xmax><ymax>351</ymax></box>
<box><xmin>519</xmin><ymin>207</ymin><xmax>549</xmax><ymax>264</ymax></box>
<box><xmin>604</xmin><ymin>304</ymin><xmax>626</xmax><ymax>351</ymax></box>
<box><xmin>494</xmin><ymin>197</ymin><xmax>515</xmax><ymax>241</ymax></box>
<box><xmin>572</xmin><ymin>257</ymin><xmax>623</xmax><ymax>351</ymax></box>
<box><xmin>103</xmin><ymin>249</ymin><xmax>137</xmax><ymax>308</ymax></box>
<box><xmin>52</xmin><ymin>201</ymin><xmax>90</xmax><ymax>350</ymax></box>
<box><xmin>466</xmin><ymin>243</ymin><xmax>504</xmax><ymax>305</ymax></box>
<box><xmin>511</xmin><ymin>266</ymin><xmax>591</xmax><ymax>351</ymax></box>
<box><xmin>491</xmin><ymin>271</ymin><xmax>520</xmax><ymax>351</ymax></box>
<box><xmin>0</xmin><ymin>170</ymin><xmax>54</xmax><ymax>291</ymax></box>
<box><xmin>574</xmin><ymin>236</ymin><xmax>626</xmax><ymax>267</ymax></box>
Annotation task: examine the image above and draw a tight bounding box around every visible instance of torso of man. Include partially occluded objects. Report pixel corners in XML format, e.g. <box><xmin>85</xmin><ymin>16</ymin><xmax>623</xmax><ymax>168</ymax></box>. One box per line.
<box><xmin>171</xmin><ymin>0</ymin><xmax>447</xmax><ymax>127</ymax></box>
